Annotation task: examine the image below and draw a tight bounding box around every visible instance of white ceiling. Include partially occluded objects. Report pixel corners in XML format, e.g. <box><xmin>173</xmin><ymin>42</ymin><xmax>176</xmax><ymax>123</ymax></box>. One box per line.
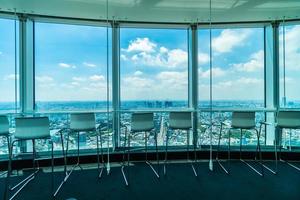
<box><xmin>0</xmin><ymin>0</ymin><xmax>299</xmax><ymax>23</ymax></box>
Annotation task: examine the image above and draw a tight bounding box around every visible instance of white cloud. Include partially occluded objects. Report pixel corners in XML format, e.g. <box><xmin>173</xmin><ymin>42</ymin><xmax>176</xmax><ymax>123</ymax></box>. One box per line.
<box><xmin>83</xmin><ymin>62</ymin><xmax>97</xmax><ymax>67</ymax></box>
<box><xmin>71</xmin><ymin>81</ymin><xmax>80</xmax><ymax>86</ymax></box>
<box><xmin>72</xmin><ymin>77</ymin><xmax>86</xmax><ymax>82</ymax></box>
<box><xmin>3</xmin><ymin>74</ymin><xmax>19</xmax><ymax>80</ymax></box>
<box><xmin>36</xmin><ymin>75</ymin><xmax>54</xmax><ymax>83</ymax></box>
<box><xmin>199</xmin><ymin>67</ymin><xmax>227</xmax><ymax>78</ymax></box>
<box><xmin>280</xmin><ymin>26</ymin><xmax>300</xmax><ymax>71</ymax></box>
<box><xmin>160</xmin><ymin>46</ymin><xmax>168</xmax><ymax>53</ymax></box>
<box><xmin>89</xmin><ymin>82</ymin><xmax>106</xmax><ymax>88</ymax></box>
<box><xmin>233</xmin><ymin>50</ymin><xmax>264</xmax><ymax>72</ymax></box>
<box><xmin>212</xmin><ymin>29</ymin><xmax>251</xmax><ymax>53</ymax></box>
<box><xmin>89</xmin><ymin>75</ymin><xmax>105</xmax><ymax>81</ymax></box>
<box><xmin>123</xmin><ymin>76</ymin><xmax>154</xmax><ymax>88</ymax></box>
<box><xmin>123</xmin><ymin>38</ymin><xmax>157</xmax><ymax>53</ymax></box>
<box><xmin>133</xmin><ymin>70</ymin><xmax>143</xmax><ymax>76</ymax></box>
<box><xmin>156</xmin><ymin>71</ymin><xmax>188</xmax><ymax>89</ymax></box>
<box><xmin>59</xmin><ymin>63</ymin><xmax>76</xmax><ymax>68</ymax></box>
<box><xmin>198</xmin><ymin>53</ymin><xmax>210</xmax><ymax>65</ymax></box>
<box><xmin>121</xmin><ymin>54</ymin><xmax>128</xmax><ymax>61</ymax></box>
<box><xmin>0</xmin><ymin>51</ymin><xmax>2</xmax><ymax>55</ymax></box>
<box><xmin>130</xmin><ymin>48</ymin><xmax>187</xmax><ymax>68</ymax></box>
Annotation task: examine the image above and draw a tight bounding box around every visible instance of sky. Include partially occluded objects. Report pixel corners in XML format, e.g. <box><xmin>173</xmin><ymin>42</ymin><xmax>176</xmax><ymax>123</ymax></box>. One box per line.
<box><xmin>0</xmin><ymin>18</ymin><xmax>300</xmax><ymax>105</ymax></box>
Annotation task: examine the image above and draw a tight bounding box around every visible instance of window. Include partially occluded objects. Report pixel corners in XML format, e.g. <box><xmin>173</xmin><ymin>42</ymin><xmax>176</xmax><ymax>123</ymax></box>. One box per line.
<box><xmin>120</xmin><ymin>27</ymin><xmax>189</xmax><ymax>110</ymax></box>
<box><xmin>198</xmin><ymin>27</ymin><xmax>265</xmax><ymax>146</ymax></box>
<box><xmin>279</xmin><ymin>24</ymin><xmax>300</xmax><ymax>108</ymax></box>
<box><xmin>34</xmin><ymin>22</ymin><xmax>112</xmax><ymax>151</ymax></box>
<box><xmin>279</xmin><ymin>24</ymin><xmax>300</xmax><ymax>146</ymax></box>
<box><xmin>119</xmin><ymin>27</ymin><xmax>189</xmax><ymax>147</ymax></box>
<box><xmin>198</xmin><ymin>27</ymin><xmax>265</xmax><ymax>108</ymax></box>
<box><xmin>0</xmin><ymin>18</ymin><xmax>19</xmax><ymax>113</ymax></box>
<box><xmin>35</xmin><ymin>22</ymin><xmax>111</xmax><ymax>112</ymax></box>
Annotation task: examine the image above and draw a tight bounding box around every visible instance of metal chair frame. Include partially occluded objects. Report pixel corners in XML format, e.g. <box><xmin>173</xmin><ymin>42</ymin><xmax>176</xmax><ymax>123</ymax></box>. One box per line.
<box><xmin>164</xmin><ymin>127</ymin><xmax>198</xmax><ymax>177</ymax></box>
<box><xmin>121</xmin><ymin>121</ymin><xmax>160</xmax><ymax>186</ymax></box>
<box><xmin>0</xmin><ymin>135</ymin><xmax>10</xmax><ymax>177</ymax></box>
<box><xmin>4</xmin><ymin>117</ymin><xmax>55</xmax><ymax>200</ymax></box>
<box><xmin>278</xmin><ymin>126</ymin><xmax>300</xmax><ymax>172</ymax></box>
<box><xmin>53</xmin><ymin>124</ymin><xmax>104</xmax><ymax>197</ymax></box>
<box><xmin>216</xmin><ymin>115</ymin><xmax>264</xmax><ymax>176</ymax></box>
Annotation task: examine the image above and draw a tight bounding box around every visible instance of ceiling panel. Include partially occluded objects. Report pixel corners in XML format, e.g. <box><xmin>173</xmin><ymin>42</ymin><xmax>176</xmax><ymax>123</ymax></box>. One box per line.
<box><xmin>0</xmin><ymin>0</ymin><xmax>299</xmax><ymax>23</ymax></box>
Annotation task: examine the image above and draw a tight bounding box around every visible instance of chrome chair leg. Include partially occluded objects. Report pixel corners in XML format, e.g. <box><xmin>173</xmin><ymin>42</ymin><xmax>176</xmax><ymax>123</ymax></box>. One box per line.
<box><xmin>187</xmin><ymin>130</ymin><xmax>197</xmax><ymax>177</ymax></box>
<box><xmin>97</xmin><ymin>134</ymin><xmax>104</xmax><ymax>179</ymax></box>
<box><xmin>53</xmin><ymin>131</ymin><xmax>68</xmax><ymax>197</ymax></box>
<box><xmin>216</xmin><ymin>124</ymin><xmax>230</xmax><ymax>174</ymax></box>
<box><xmin>0</xmin><ymin>136</ymin><xmax>10</xmax><ymax>177</ymax></box>
<box><xmin>8</xmin><ymin>139</ymin><xmax>40</xmax><ymax>200</ymax></box>
<box><xmin>164</xmin><ymin>130</ymin><xmax>169</xmax><ymax>176</ymax></box>
<box><xmin>279</xmin><ymin>128</ymin><xmax>300</xmax><ymax>172</ymax></box>
<box><xmin>145</xmin><ymin>131</ymin><xmax>160</xmax><ymax>178</ymax></box>
<box><xmin>258</xmin><ymin>124</ymin><xmax>277</xmax><ymax>175</ymax></box>
<box><xmin>121</xmin><ymin>127</ymin><xmax>129</xmax><ymax>186</ymax></box>
<box><xmin>240</xmin><ymin>129</ymin><xmax>264</xmax><ymax>177</ymax></box>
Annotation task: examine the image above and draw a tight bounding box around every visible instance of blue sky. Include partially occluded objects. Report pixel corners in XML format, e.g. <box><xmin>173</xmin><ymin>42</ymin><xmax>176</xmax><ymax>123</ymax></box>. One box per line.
<box><xmin>1</xmin><ymin>18</ymin><xmax>300</xmax><ymax>104</ymax></box>
<box><xmin>0</xmin><ymin>18</ymin><xmax>17</xmax><ymax>102</ymax></box>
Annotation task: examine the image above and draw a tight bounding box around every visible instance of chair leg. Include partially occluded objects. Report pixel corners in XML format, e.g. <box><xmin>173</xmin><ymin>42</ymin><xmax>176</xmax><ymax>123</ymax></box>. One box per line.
<box><xmin>53</xmin><ymin>131</ymin><xmax>68</xmax><ymax>197</ymax></box>
<box><xmin>145</xmin><ymin>131</ymin><xmax>160</xmax><ymax>178</ymax></box>
<box><xmin>187</xmin><ymin>130</ymin><xmax>197</xmax><ymax>177</ymax></box>
<box><xmin>121</xmin><ymin>128</ymin><xmax>129</xmax><ymax>186</ymax></box>
<box><xmin>164</xmin><ymin>130</ymin><xmax>169</xmax><ymax>176</ymax></box>
<box><xmin>279</xmin><ymin>128</ymin><xmax>300</xmax><ymax>172</ymax></box>
<box><xmin>97</xmin><ymin>134</ymin><xmax>104</xmax><ymax>179</ymax></box>
<box><xmin>4</xmin><ymin>136</ymin><xmax>13</xmax><ymax>200</ymax></box>
<box><xmin>216</xmin><ymin>125</ymin><xmax>230</xmax><ymax>174</ymax></box>
<box><xmin>0</xmin><ymin>136</ymin><xmax>10</xmax><ymax>177</ymax></box>
<box><xmin>51</xmin><ymin>141</ymin><xmax>54</xmax><ymax>198</ymax></box>
<box><xmin>9</xmin><ymin>140</ymin><xmax>39</xmax><ymax>200</ymax></box>
<box><xmin>240</xmin><ymin>129</ymin><xmax>263</xmax><ymax>177</ymax></box>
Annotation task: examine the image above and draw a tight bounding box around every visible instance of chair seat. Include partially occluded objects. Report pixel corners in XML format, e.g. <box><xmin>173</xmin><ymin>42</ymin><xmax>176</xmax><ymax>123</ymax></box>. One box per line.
<box><xmin>0</xmin><ymin>131</ymin><xmax>9</xmax><ymax>136</ymax></box>
<box><xmin>277</xmin><ymin>125</ymin><xmax>300</xmax><ymax>129</ymax></box>
<box><xmin>14</xmin><ymin>134</ymin><xmax>51</xmax><ymax>140</ymax></box>
<box><xmin>70</xmin><ymin>127</ymin><xmax>96</xmax><ymax>132</ymax></box>
<box><xmin>231</xmin><ymin>125</ymin><xmax>256</xmax><ymax>129</ymax></box>
<box><xmin>131</xmin><ymin>127</ymin><xmax>153</xmax><ymax>132</ymax></box>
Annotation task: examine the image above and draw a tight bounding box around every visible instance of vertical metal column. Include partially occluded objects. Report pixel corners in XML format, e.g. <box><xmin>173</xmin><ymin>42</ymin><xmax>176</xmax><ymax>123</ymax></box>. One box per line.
<box><xmin>264</xmin><ymin>23</ymin><xmax>280</xmax><ymax>146</ymax></box>
<box><xmin>19</xmin><ymin>15</ymin><xmax>35</xmax><ymax>153</ymax></box>
<box><xmin>112</xmin><ymin>22</ymin><xmax>120</xmax><ymax>149</ymax></box>
<box><xmin>19</xmin><ymin>15</ymin><xmax>34</xmax><ymax>114</ymax></box>
<box><xmin>188</xmin><ymin>24</ymin><xmax>198</xmax><ymax>149</ymax></box>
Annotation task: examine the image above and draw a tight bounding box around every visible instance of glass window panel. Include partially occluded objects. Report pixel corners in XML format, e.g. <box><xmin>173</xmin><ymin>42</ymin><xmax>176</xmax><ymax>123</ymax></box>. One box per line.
<box><xmin>120</xmin><ymin>27</ymin><xmax>188</xmax><ymax>110</ymax></box>
<box><xmin>198</xmin><ymin>28</ymin><xmax>265</xmax><ymax>109</ymax></box>
<box><xmin>35</xmin><ymin>22</ymin><xmax>111</xmax><ymax>112</ymax></box>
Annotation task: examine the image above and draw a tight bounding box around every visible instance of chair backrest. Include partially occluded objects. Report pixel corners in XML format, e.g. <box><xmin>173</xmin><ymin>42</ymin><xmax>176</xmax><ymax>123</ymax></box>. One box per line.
<box><xmin>131</xmin><ymin>112</ymin><xmax>154</xmax><ymax>132</ymax></box>
<box><xmin>277</xmin><ymin>111</ymin><xmax>300</xmax><ymax>129</ymax></box>
<box><xmin>70</xmin><ymin>113</ymin><xmax>96</xmax><ymax>131</ymax></box>
<box><xmin>14</xmin><ymin>117</ymin><xmax>50</xmax><ymax>140</ymax></box>
<box><xmin>169</xmin><ymin>112</ymin><xmax>192</xmax><ymax>130</ymax></box>
<box><xmin>0</xmin><ymin>115</ymin><xmax>9</xmax><ymax>136</ymax></box>
<box><xmin>231</xmin><ymin>111</ymin><xmax>256</xmax><ymax>129</ymax></box>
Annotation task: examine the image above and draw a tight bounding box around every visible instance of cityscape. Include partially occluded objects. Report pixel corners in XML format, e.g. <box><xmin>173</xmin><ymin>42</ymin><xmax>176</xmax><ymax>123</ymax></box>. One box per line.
<box><xmin>1</xmin><ymin>100</ymin><xmax>300</xmax><ymax>155</ymax></box>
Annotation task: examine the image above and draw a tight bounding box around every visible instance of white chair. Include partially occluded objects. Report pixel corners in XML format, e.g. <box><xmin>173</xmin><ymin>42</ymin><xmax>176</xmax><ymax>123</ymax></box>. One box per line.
<box><xmin>121</xmin><ymin>112</ymin><xmax>159</xmax><ymax>186</ymax></box>
<box><xmin>216</xmin><ymin>111</ymin><xmax>263</xmax><ymax>176</ymax></box>
<box><xmin>54</xmin><ymin>113</ymin><xmax>104</xmax><ymax>196</ymax></box>
<box><xmin>5</xmin><ymin>117</ymin><xmax>54</xmax><ymax>200</ymax></box>
<box><xmin>164</xmin><ymin>112</ymin><xmax>197</xmax><ymax>177</ymax></box>
<box><xmin>0</xmin><ymin>116</ymin><xmax>10</xmax><ymax>177</ymax></box>
<box><xmin>276</xmin><ymin>111</ymin><xmax>300</xmax><ymax>171</ymax></box>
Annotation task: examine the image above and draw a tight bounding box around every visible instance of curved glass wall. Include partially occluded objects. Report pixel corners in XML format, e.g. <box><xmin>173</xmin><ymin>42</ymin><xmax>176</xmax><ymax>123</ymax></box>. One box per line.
<box><xmin>1</xmin><ymin>13</ymin><xmax>300</xmax><ymax>158</ymax></box>
<box><xmin>198</xmin><ymin>27</ymin><xmax>265</xmax><ymax>146</ymax></box>
<box><xmin>279</xmin><ymin>23</ymin><xmax>300</xmax><ymax>147</ymax></box>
